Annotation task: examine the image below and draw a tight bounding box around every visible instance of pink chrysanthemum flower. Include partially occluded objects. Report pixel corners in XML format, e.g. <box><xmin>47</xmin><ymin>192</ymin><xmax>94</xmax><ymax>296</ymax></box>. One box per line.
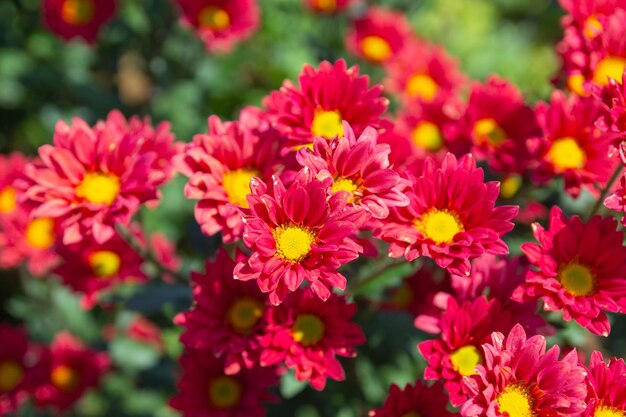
<box><xmin>418</xmin><ymin>297</ymin><xmax>515</xmax><ymax>406</ymax></box>
<box><xmin>263</xmin><ymin>59</ymin><xmax>389</xmax><ymax>153</ymax></box>
<box><xmin>34</xmin><ymin>332</ymin><xmax>110</xmax><ymax>412</ymax></box>
<box><xmin>169</xmin><ymin>351</ymin><xmax>278</xmax><ymax>417</ymax></box>
<box><xmin>370</xmin><ymin>381</ymin><xmax>459</xmax><ymax>417</ymax></box>
<box><xmin>175</xmin><ymin>249</ymin><xmax>269</xmax><ymax>375</ymax></box>
<box><xmin>461</xmin><ymin>324</ymin><xmax>587</xmax><ymax>417</ymax></box>
<box><xmin>174</xmin><ymin>0</ymin><xmax>260</xmax><ymax>52</ymax></box>
<box><xmin>234</xmin><ymin>174</ymin><xmax>367</xmax><ymax>305</ymax></box>
<box><xmin>513</xmin><ymin>206</ymin><xmax>626</xmax><ymax>336</ymax></box>
<box><xmin>584</xmin><ymin>351</ymin><xmax>626</xmax><ymax>417</ymax></box>
<box><xmin>375</xmin><ymin>153</ymin><xmax>518</xmax><ymax>276</ymax></box>
<box><xmin>304</xmin><ymin>0</ymin><xmax>352</xmax><ymax>14</ymax></box>
<box><xmin>259</xmin><ymin>288</ymin><xmax>365</xmax><ymax>390</ymax></box>
<box><xmin>42</xmin><ymin>0</ymin><xmax>116</xmax><ymax>43</ymax></box>
<box><xmin>176</xmin><ymin>112</ymin><xmax>278</xmax><ymax>243</ymax></box>
<box><xmin>0</xmin><ymin>153</ymin><xmax>28</xmax><ymax>221</ymax></box>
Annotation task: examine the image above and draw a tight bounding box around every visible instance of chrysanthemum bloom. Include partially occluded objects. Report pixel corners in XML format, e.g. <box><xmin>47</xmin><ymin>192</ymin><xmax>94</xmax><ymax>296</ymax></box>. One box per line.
<box><xmin>370</xmin><ymin>381</ymin><xmax>459</xmax><ymax>417</ymax></box>
<box><xmin>345</xmin><ymin>7</ymin><xmax>414</xmax><ymax>64</ymax></box>
<box><xmin>304</xmin><ymin>0</ymin><xmax>352</xmax><ymax>14</ymax></box>
<box><xmin>0</xmin><ymin>153</ymin><xmax>28</xmax><ymax>222</ymax></box>
<box><xmin>169</xmin><ymin>351</ymin><xmax>278</xmax><ymax>417</ymax></box>
<box><xmin>34</xmin><ymin>332</ymin><xmax>110</xmax><ymax>412</ymax></box>
<box><xmin>126</xmin><ymin>316</ymin><xmax>164</xmax><ymax>352</ymax></box>
<box><xmin>258</xmin><ymin>288</ymin><xmax>365</xmax><ymax>390</ymax></box>
<box><xmin>418</xmin><ymin>297</ymin><xmax>515</xmax><ymax>406</ymax></box>
<box><xmin>584</xmin><ymin>351</ymin><xmax>626</xmax><ymax>417</ymax></box>
<box><xmin>175</xmin><ymin>0</ymin><xmax>260</xmax><ymax>52</ymax></box>
<box><xmin>175</xmin><ymin>249</ymin><xmax>269</xmax><ymax>375</ymax></box>
<box><xmin>42</xmin><ymin>0</ymin><xmax>116</xmax><ymax>43</ymax></box>
<box><xmin>513</xmin><ymin>206</ymin><xmax>626</xmax><ymax>336</ymax></box>
<box><xmin>263</xmin><ymin>59</ymin><xmax>388</xmax><ymax>153</ymax></box>
<box><xmin>375</xmin><ymin>153</ymin><xmax>518</xmax><ymax>276</ymax></box>
<box><xmin>529</xmin><ymin>91</ymin><xmax>615</xmax><ymax>197</ymax></box>
<box><xmin>461</xmin><ymin>324</ymin><xmax>587</xmax><ymax>417</ymax></box>
<box><xmin>559</xmin><ymin>0</ymin><xmax>626</xmax><ymax>41</ymax></box>
<box><xmin>176</xmin><ymin>113</ymin><xmax>278</xmax><ymax>243</ymax></box>
<box><xmin>234</xmin><ymin>174</ymin><xmax>367</xmax><ymax>304</ymax></box>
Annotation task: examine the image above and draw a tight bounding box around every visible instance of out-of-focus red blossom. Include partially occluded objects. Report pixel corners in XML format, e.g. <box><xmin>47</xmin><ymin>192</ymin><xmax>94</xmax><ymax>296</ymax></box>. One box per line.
<box><xmin>127</xmin><ymin>316</ymin><xmax>164</xmax><ymax>352</ymax></box>
<box><xmin>234</xmin><ymin>173</ymin><xmax>367</xmax><ymax>305</ymax></box>
<box><xmin>175</xmin><ymin>249</ymin><xmax>269</xmax><ymax>375</ymax></box>
<box><xmin>376</xmin><ymin>153</ymin><xmax>518</xmax><ymax>276</ymax></box>
<box><xmin>169</xmin><ymin>351</ymin><xmax>278</xmax><ymax>417</ymax></box>
<box><xmin>584</xmin><ymin>351</ymin><xmax>626</xmax><ymax>416</ymax></box>
<box><xmin>461</xmin><ymin>325</ymin><xmax>587</xmax><ymax>417</ymax></box>
<box><xmin>370</xmin><ymin>381</ymin><xmax>459</xmax><ymax>417</ymax></box>
<box><xmin>263</xmin><ymin>59</ymin><xmax>389</xmax><ymax>153</ymax></box>
<box><xmin>174</xmin><ymin>0</ymin><xmax>260</xmax><ymax>52</ymax></box>
<box><xmin>42</xmin><ymin>0</ymin><xmax>116</xmax><ymax>43</ymax></box>
<box><xmin>34</xmin><ymin>332</ymin><xmax>109</xmax><ymax>412</ymax></box>
<box><xmin>513</xmin><ymin>206</ymin><xmax>626</xmax><ymax>336</ymax></box>
<box><xmin>304</xmin><ymin>0</ymin><xmax>353</xmax><ymax>14</ymax></box>
<box><xmin>516</xmin><ymin>201</ymin><xmax>549</xmax><ymax>225</ymax></box>
<box><xmin>258</xmin><ymin>288</ymin><xmax>365</xmax><ymax>390</ymax></box>
<box><xmin>146</xmin><ymin>232</ymin><xmax>181</xmax><ymax>282</ymax></box>
<box><xmin>0</xmin><ymin>153</ymin><xmax>28</xmax><ymax>222</ymax></box>
<box><xmin>418</xmin><ymin>296</ymin><xmax>516</xmax><ymax>406</ymax></box>
<box><xmin>345</xmin><ymin>7</ymin><xmax>414</xmax><ymax>64</ymax></box>
<box><xmin>176</xmin><ymin>112</ymin><xmax>278</xmax><ymax>243</ymax></box>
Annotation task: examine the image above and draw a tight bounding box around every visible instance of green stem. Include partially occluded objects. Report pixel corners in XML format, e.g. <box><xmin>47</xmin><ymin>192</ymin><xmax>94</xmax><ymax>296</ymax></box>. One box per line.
<box><xmin>348</xmin><ymin>257</ymin><xmax>409</xmax><ymax>295</ymax></box>
<box><xmin>587</xmin><ymin>165</ymin><xmax>623</xmax><ymax>220</ymax></box>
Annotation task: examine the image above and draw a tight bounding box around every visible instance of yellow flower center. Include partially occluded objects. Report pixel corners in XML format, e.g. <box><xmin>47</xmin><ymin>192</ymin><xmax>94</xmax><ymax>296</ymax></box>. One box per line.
<box><xmin>88</xmin><ymin>250</ymin><xmax>122</xmax><ymax>278</ymax></box>
<box><xmin>0</xmin><ymin>361</ymin><xmax>24</xmax><ymax>392</ymax></box>
<box><xmin>567</xmin><ymin>74</ymin><xmax>588</xmax><ymax>96</ymax></box>
<box><xmin>51</xmin><ymin>365</ymin><xmax>80</xmax><ymax>393</ymax></box>
<box><xmin>272</xmin><ymin>224</ymin><xmax>316</xmax><ymax>263</ymax></box>
<box><xmin>76</xmin><ymin>172</ymin><xmax>121</xmax><ymax>206</ymax></box>
<box><xmin>593</xmin><ymin>56</ymin><xmax>626</xmax><ymax>86</ymax></box>
<box><xmin>222</xmin><ymin>168</ymin><xmax>258</xmax><ymax>209</ymax></box>
<box><xmin>497</xmin><ymin>383</ymin><xmax>537</xmax><ymax>417</ymax></box>
<box><xmin>546</xmin><ymin>137</ymin><xmax>586</xmax><ymax>173</ymax></box>
<box><xmin>331</xmin><ymin>177</ymin><xmax>358</xmax><ymax>200</ymax></box>
<box><xmin>0</xmin><ymin>186</ymin><xmax>17</xmax><ymax>214</ymax></box>
<box><xmin>415</xmin><ymin>208</ymin><xmax>465</xmax><ymax>245</ymax></box>
<box><xmin>313</xmin><ymin>0</ymin><xmax>337</xmax><ymax>12</ymax></box>
<box><xmin>584</xmin><ymin>15</ymin><xmax>603</xmax><ymax>40</ymax></box>
<box><xmin>61</xmin><ymin>0</ymin><xmax>95</xmax><ymax>26</ymax></box>
<box><xmin>227</xmin><ymin>297</ymin><xmax>263</xmax><ymax>335</ymax></box>
<box><xmin>311</xmin><ymin>109</ymin><xmax>344</xmax><ymax>139</ymax></box>
<box><xmin>501</xmin><ymin>175</ymin><xmax>522</xmax><ymax>199</ymax></box>
<box><xmin>406</xmin><ymin>74</ymin><xmax>439</xmax><ymax>102</ymax></box>
<box><xmin>411</xmin><ymin>121</ymin><xmax>444</xmax><ymax>152</ymax></box>
<box><xmin>595</xmin><ymin>406</ymin><xmax>626</xmax><ymax>417</ymax></box>
<box><xmin>449</xmin><ymin>345</ymin><xmax>481</xmax><ymax>376</ymax></box>
<box><xmin>390</xmin><ymin>283</ymin><xmax>414</xmax><ymax>309</ymax></box>
<box><xmin>292</xmin><ymin>314</ymin><xmax>325</xmax><ymax>346</ymax></box>
<box><xmin>559</xmin><ymin>262</ymin><xmax>594</xmax><ymax>296</ymax></box>
<box><xmin>208</xmin><ymin>376</ymin><xmax>241</xmax><ymax>409</ymax></box>
<box><xmin>198</xmin><ymin>6</ymin><xmax>230</xmax><ymax>30</ymax></box>
<box><xmin>359</xmin><ymin>35</ymin><xmax>393</xmax><ymax>62</ymax></box>
<box><xmin>473</xmin><ymin>118</ymin><xmax>508</xmax><ymax>146</ymax></box>
<box><xmin>25</xmin><ymin>218</ymin><xmax>55</xmax><ymax>250</ymax></box>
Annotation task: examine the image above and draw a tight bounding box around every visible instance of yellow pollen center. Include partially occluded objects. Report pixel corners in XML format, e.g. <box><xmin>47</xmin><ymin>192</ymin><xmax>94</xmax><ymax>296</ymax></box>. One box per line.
<box><xmin>198</xmin><ymin>6</ymin><xmax>230</xmax><ymax>30</ymax></box>
<box><xmin>0</xmin><ymin>187</ymin><xmax>17</xmax><ymax>214</ymax></box>
<box><xmin>311</xmin><ymin>109</ymin><xmax>344</xmax><ymax>139</ymax></box>
<box><xmin>497</xmin><ymin>383</ymin><xmax>537</xmax><ymax>417</ymax></box>
<box><xmin>273</xmin><ymin>224</ymin><xmax>316</xmax><ymax>263</ymax></box>
<box><xmin>546</xmin><ymin>137</ymin><xmax>586</xmax><ymax>173</ymax></box>
<box><xmin>208</xmin><ymin>376</ymin><xmax>241</xmax><ymax>409</ymax></box>
<box><xmin>88</xmin><ymin>250</ymin><xmax>122</xmax><ymax>278</ymax></box>
<box><xmin>406</xmin><ymin>74</ymin><xmax>439</xmax><ymax>102</ymax></box>
<box><xmin>25</xmin><ymin>218</ymin><xmax>55</xmax><ymax>250</ymax></box>
<box><xmin>559</xmin><ymin>262</ymin><xmax>594</xmax><ymax>296</ymax></box>
<box><xmin>567</xmin><ymin>74</ymin><xmax>588</xmax><ymax>96</ymax></box>
<box><xmin>51</xmin><ymin>365</ymin><xmax>80</xmax><ymax>393</ymax></box>
<box><xmin>501</xmin><ymin>175</ymin><xmax>522</xmax><ymax>199</ymax></box>
<box><xmin>595</xmin><ymin>406</ymin><xmax>626</xmax><ymax>417</ymax></box>
<box><xmin>314</xmin><ymin>0</ymin><xmax>337</xmax><ymax>11</ymax></box>
<box><xmin>593</xmin><ymin>56</ymin><xmax>626</xmax><ymax>86</ymax></box>
<box><xmin>450</xmin><ymin>345</ymin><xmax>481</xmax><ymax>376</ymax></box>
<box><xmin>390</xmin><ymin>283</ymin><xmax>414</xmax><ymax>309</ymax></box>
<box><xmin>331</xmin><ymin>177</ymin><xmax>358</xmax><ymax>200</ymax></box>
<box><xmin>0</xmin><ymin>361</ymin><xmax>24</xmax><ymax>392</ymax></box>
<box><xmin>61</xmin><ymin>0</ymin><xmax>95</xmax><ymax>26</ymax></box>
<box><xmin>227</xmin><ymin>297</ymin><xmax>263</xmax><ymax>335</ymax></box>
<box><xmin>415</xmin><ymin>208</ymin><xmax>464</xmax><ymax>245</ymax></box>
<box><xmin>584</xmin><ymin>16</ymin><xmax>603</xmax><ymax>40</ymax></box>
<box><xmin>360</xmin><ymin>35</ymin><xmax>393</xmax><ymax>62</ymax></box>
<box><xmin>222</xmin><ymin>168</ymin><xmax>258</xmax><ymax>209</ymax></box>
<box><xmin>411</xmin><ymin>121</ymin><xmax>444</xmax><ymax>151</ymax></box>
<box><xmin>473</xmin><ymin>118</ymin><xmax>508</xmax><ymax>146</ymax></box>
<box><xmin>292</xmin><ymin>314</ymin><xmax>325</xmax><ymax>346</ymax></box>
<box><xmin>76</xmin><ymin>172</ymin><xmax>121</xmax><ymax>206</ymax></box>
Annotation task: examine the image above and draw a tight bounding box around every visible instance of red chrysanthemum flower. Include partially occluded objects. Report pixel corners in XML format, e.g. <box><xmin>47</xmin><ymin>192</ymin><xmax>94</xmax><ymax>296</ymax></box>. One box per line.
<box><xmin>175</xmin><ymin>0</ymin><xmax>260</xmax><ymax>52</ymax></box>
<box><xmin>304</xmin><ymin>0</ymin><xmax>352</xmax><ymax>14</ymax></box>
<box><xmin>375</xmin><ymin>153</ymin><xmax>518</xmax><ymax>276</ymax></box>
<box><xmin>169</xmin><ymin>351</ymin><xmax>278</xmax><ymax>417</ymax></box>
<box><xmin>513</xmin><ymin>206</ymin><xmax>626</xmax><ymax>336</ymax></box>
<box><xmin>34</xmin><ymin>332</ymin><xmax>110</xmax><ymax>412</ymax></box>
<box><xmin>263</xmin><ymin>59</ymin><xmax>389</xmax><ymax>153</ymax></box>
<box><xmin>345</xmin><ymin>7</ymin><xmax>414</xmax><ymax>64</ymax></box>
<box><xmin>259</xmin><ymin>288</ymin><xmax>365</xmax><ymax>390</ymax></box>
<box><xmin>0</xmin><ymin>153</ymin><xmax>28</xmax><ymax>222</ymax></box>
<box><xmin>584</xmin><ymin>351</ymin><xmax>626</xmax><ymax>417</ymax></box>
<box><xmin>42</xmin><ymin>0</ymin><xmax>116</xmax><ymax>43</ymax></box>
<box><xmin>370</xmin><ymin>381</ymin><xmax>459</xmax><ymax>417</ymax></box>
<box><xmin>126</xmin><ymin>316</ymin><xmax>164</xmax><ymax>352</ymax></box>
<box><xmin>234</xmin><ymin>173</ymin><xmax>367</xmax><ymax>305</ymax></box>
<box><xmin>418</xmin><ymin>297</ymin><xmax>516</xmax><ymax>406</ymax></box>
<box><xmin>461</xmin><ymin>324</ymin><xmax>587</xmax><ymax>417</ymax></box>
<box><xmin>175</xmin><ymin>249</ymin><xmax>269</xmax><ymax>375</ymax></box>
<box><xmin>176</xmin><ymin>112</ymin><xmax>278</xmax><ymax>243</ymax></box>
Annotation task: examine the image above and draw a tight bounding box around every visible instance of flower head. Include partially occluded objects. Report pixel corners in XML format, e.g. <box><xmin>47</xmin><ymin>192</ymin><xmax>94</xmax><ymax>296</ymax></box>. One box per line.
<box><xmin>304</xmin><ymin>0</ymin><xmax>352</xmax><ymax>14</ymax></box>
<box><xmin>370</xmin><ymin>381</ymin><xmax>459</xmax><ymax>417</ymax></box>
<box><xmin>0</xmin><ymin>153</ymin><xmax>28</xmax><ymax>221</ymax></box>
<box><xmin>42</xmin><ymin>0</ymin><xmax>116</xmax><ymax>43</ymax></box>
<box><xmin>584</xmin><ymin>351</ymin><xmax>626</xmax><ymax>417</ymax></box>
